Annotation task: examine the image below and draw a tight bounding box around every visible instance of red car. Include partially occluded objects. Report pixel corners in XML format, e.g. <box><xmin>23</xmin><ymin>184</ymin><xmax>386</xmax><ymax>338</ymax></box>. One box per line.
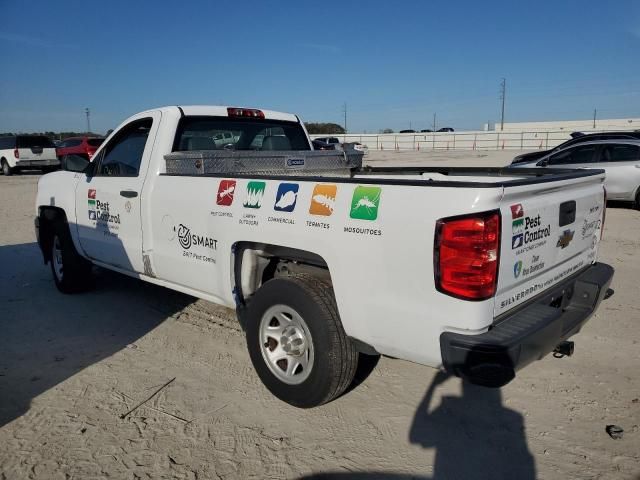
<box><xmin>56</xmin><ymin>136</ymin><xmax>104</xmax><ymax>160</ymax></box>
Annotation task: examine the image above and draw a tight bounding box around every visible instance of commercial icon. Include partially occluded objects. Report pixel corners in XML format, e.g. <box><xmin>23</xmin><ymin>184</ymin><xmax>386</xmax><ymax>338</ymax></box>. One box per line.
<box><xmin>274</xmin><ymin>183</ymin><xmax>299</xmax><ymax>212</ymax></box>
<box><xmin>309</xmin><ymin>184</ymin><xmax>337</xmax><ymax>216</ymax></box>
<box><xmin>350</xmin><ymin>186</ymin><xmax>381</xmax><ymax>221</ymax></box>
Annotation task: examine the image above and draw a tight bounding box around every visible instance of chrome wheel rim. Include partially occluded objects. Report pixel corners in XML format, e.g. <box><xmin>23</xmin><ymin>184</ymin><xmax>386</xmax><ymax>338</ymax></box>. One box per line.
<box><xmin>52</xmin><ymin>235</ymin><xmax>64</xmax><ymax>281</ymax></box>
<box><xmin>259</xmin><ymin>304</ymin><xmax>314</xmax><ymax>385</ymax></box>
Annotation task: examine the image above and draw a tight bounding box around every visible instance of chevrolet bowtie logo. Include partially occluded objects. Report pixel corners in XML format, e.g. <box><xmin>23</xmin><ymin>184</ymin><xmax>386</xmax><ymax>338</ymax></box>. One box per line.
<box><xmin>557</xmin><ymin>229</ymin><xmax>575</xmax><ymax>249</ymax></box>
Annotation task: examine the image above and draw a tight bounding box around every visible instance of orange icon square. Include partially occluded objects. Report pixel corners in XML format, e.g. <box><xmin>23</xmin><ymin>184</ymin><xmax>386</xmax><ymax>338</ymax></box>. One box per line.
<box><xmin>309</xmin><ymin>184</ymin><xmax>337</xmax><ymax>216</ymax></box>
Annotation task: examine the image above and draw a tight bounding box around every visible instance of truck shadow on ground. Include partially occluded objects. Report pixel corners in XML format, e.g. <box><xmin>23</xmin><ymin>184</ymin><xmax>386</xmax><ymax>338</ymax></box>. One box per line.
<box><xmin>301</xmin><ymin>372</ymin><xmax>536</xmax><ymax>480</ymax></box>
<box><xmin>0</xmin><ymin>242</ymin><xmax>194</xmax><ymax>428</ymax></box>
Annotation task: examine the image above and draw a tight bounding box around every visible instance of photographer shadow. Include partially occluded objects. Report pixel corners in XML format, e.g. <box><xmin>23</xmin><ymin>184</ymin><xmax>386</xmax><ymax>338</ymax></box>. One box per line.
<box><xmin>409</xmin><ymin>371</ymin><xmax>536</xmax><ymax>480</ymax></box>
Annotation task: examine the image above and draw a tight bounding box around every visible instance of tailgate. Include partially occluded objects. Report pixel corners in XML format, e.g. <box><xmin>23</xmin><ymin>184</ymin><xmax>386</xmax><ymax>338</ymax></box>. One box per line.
<box><xmin>494</xmin><ymin>173</ymin><xmax>606</xmax><ymax>317</ymax></box>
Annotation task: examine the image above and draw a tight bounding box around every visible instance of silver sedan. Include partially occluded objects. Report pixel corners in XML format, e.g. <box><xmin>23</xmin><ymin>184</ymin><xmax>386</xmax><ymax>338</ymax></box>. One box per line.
<box><xmin>512</xmin><ymin>139</ymin><xmax>640</xmax><ymax>209</ymax></box>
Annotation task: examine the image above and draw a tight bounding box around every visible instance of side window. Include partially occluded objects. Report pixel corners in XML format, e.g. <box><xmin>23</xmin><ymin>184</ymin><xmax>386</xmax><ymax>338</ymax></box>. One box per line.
<box><xmin>548</xmin><ymin>145</ymin><xmax>596</xmax><ymax>165</ymax></box>
<box><xmin>97</xmin><ymin>118</ymin><xmax>152</xmax><ymax>177</ymax></box>
<box><xmin>599</xmin><ymin>144</ymin><xmax>640</xmax><ymax>163</ymax></box>
<box><xmin>66</xmin><ymin>139</ymin><xmax>82</xmax><ymax>148</ymax></box>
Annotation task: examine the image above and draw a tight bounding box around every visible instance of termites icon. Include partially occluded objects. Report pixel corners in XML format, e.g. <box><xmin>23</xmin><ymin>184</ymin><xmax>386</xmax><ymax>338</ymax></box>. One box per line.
<box><xmin>309</xmin><ymin>184</ymin><xmax>337</xmax><ymax>216</ymax></box>
<box><xmin>350</xmin><ymin>186</ymin><xmax>381</xmax><ymax>221</ymax></box>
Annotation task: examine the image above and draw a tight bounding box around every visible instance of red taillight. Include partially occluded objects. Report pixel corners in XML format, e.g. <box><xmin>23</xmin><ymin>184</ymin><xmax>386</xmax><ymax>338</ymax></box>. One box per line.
<box><xmin>435</xmin><ymin>211</ymin><xmax>501</xmax><ymax>300</ymax></box>
<box><xmin>13</xmin><ymin>148</ymin><xmax>19</xmax><ymax>159</ymax></box>
<box><xmin>227</xmin><ymin>107</ymin><xmax>265</xmax><ymax>119</ymax></box>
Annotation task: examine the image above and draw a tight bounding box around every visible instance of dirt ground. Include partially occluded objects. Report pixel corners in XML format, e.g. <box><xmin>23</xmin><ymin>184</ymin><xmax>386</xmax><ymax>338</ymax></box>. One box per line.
<box><xmin>1</xmin><ymin>155</ymin><xmax>639</xmax><ymax>480</ymax></box>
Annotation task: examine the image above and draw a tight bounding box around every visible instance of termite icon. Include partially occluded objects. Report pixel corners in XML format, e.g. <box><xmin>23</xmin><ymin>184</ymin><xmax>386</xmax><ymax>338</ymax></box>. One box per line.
<box><xmin>309</xmin><ymin>184</ymin><xmax>337</xmax><ymax>216</ymax></box>
<box><xmin>216</xmin><ymin>180</ymin><xmax>237</xmax><ymax>206</ymax></box>
<box><xmin>350</xmin><ymin>186</ymin><xmax>382</xmax><ymax>221</ymax></box>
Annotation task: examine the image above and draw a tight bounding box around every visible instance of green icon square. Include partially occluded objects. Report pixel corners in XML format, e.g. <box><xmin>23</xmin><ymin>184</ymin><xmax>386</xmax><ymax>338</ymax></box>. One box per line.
<box><xmin>350</xmin><ymin>186</ymin><xmax>381</xmax><ymax>221</ymax></box>
<box><xmin>244</xmin><ymin>181</ymin><xmax>266</xmax><ymax>208</ymax></box>
<box><xmin>88</xmin><ymin>199</ymin><xmax>96</xmax><ymax>209</ymax></box>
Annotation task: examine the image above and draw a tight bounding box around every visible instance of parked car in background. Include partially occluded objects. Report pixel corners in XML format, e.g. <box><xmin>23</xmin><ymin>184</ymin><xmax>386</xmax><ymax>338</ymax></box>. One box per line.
<box><xmin>511</xmin><ymin>131</ymin><xmax>640</xmax><ymax>165</ymax></box>
<box><xmin>399</xmin><ymin>129</ymin><xmax>416</xmax><ymax>133</ymax></box>
<box><xmin>0</xmin><ymin>135</ymin><xmax>59</xmax><ymax>175</ymax></box>
<box><xmin>420</xmin><ymin>129</ymin><xmax>433</xmax><ymax>133</ymax></box>
<box><xmin>56</xmin><ymin>136</ymin><xmax>105</xmax><ymax>161</ymax></box>
<box><xmin>437</xmin><ymin>127</ymin><xmax>454</xmax><ymax>132</ymax></box>
<box><xmin>343</xmin><ymin>141</ymin><xmax>369</xmax><ymax>155</ymax></box>
<box><xmin>314</xmin><ymin>137</ymin><xmax>342</xmax><ymax>149</ymax></box>
<box><xmin>512</xmin><ymin>139</ymin><xmax>640</xmax><ymax>208</ymax></box>
<box><xmin>312</xmin><ymin>139</ymin><xmax>335</xmax><ymax>150</ymax></box>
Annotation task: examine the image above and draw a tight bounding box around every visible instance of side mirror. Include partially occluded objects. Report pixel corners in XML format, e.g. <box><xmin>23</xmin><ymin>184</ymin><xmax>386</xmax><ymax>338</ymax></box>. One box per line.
<box><xmin>63</xmin><ymin>154</ymin><xmax>91</xmax><ymax>173</ymax></box>
<box><xmin>537</xmin><ymin>159</ymin><xmax>549</xmax><ymax>167</ymax></box>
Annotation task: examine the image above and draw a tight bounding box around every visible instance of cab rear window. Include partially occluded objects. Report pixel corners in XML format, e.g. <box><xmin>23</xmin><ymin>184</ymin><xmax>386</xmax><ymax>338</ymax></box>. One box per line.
<box><xmin>173</xmin><ymin>116</ymin><xmax>310</xmax><ymax>152</ymax></box>
<box><xmin>17</xmin><ymin>136</ymin><xmax>55</xmax><ymax>148</ymax></box>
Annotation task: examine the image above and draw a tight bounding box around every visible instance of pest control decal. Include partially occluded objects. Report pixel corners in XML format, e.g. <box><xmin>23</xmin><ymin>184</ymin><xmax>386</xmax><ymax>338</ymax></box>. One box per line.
<box><xmin>309</xmin><ymin>184</ymin><xmax>336</xmax><ymax>216</ymax></box>
<box><xmin>217</xmin><ymin>180</ymin><xmax>236</xmax><ymax>206</ymax></box>
<box><xmin>274</xmin><ymin>183</ymin><xmax>299</xmax><ymax>212</ymax></box>
<box><xmin>244</xmin><ymin>181</ymin><xmax>266</xmax><ymax>209</ymax></box>
<box><xmin>510</xmin><ymin>204</ymin><xmax>551</xmax><ymax>255</ymax></box>
<box><xmin>350</xmin><ymin>186</ymin><xmax>381</xmax><ymax>221</ymax></box>
<box><xmin>87</xmin><ymin>189</ymin><xmax>120</xmax><ymax>234</ymax></box>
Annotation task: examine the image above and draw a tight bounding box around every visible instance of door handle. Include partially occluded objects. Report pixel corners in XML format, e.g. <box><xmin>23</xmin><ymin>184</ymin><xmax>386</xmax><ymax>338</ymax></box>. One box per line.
<box><xmin>635</xmin><ymin>165</ymin><xmax>640</xmax><ymax>169</ymax></box>
<box><xmin>120</xmin><ymin>190</ymin><xmax>138</xmax><ymax>198</ymax></box>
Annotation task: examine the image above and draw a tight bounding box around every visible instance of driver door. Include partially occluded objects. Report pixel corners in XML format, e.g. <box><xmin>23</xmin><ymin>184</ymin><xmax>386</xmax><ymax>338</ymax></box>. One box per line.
<box><xmin>74</xmin><ymin>112</ymin><xmax>160</xmax><ymax>272</ymax></box>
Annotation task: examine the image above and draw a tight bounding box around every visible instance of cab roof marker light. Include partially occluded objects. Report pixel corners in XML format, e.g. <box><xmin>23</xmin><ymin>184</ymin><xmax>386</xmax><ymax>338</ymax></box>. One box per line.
<box><xmin>227</xmin><ymin>107</ymin><xmax>265</xmax><ymax>119</ymax></box>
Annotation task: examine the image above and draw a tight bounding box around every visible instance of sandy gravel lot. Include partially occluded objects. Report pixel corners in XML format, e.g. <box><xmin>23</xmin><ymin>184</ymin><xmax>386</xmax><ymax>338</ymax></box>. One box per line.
<box><xmin>1</xmin><ymin>156</ymin><xmax>639</xmax><ymax>479</ymax></box>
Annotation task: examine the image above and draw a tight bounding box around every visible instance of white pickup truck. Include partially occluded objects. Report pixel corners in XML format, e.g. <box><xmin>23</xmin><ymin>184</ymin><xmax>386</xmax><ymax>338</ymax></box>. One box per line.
<box><xmin>35</xmin><ymin>106</ymin><xmax>614</xmax><ymax>407</ymax></box>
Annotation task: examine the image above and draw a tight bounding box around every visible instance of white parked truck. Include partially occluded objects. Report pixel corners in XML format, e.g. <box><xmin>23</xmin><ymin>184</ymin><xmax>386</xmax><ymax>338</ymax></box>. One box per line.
<box><xmin>35</xmin><ymin>106</ymin><xmax>614</xmax><ymax>407</ymax></box>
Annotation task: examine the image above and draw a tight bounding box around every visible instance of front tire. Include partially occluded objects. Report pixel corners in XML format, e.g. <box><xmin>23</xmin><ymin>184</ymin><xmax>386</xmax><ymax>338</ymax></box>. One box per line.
<box><xmin>245</xmin><ymin>274</ymin><xmax>358</xmax><ymax>408</ymax></box>
<box><xmin>50</xmin><ymin>221</ymin><xmax>92</xmax><ymax>293</ymax></box>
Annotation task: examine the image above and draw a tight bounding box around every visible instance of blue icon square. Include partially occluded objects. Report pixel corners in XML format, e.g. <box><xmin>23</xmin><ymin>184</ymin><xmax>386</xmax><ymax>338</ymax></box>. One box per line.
<box><xmin>274</xmin><ymin>183</ymin><xmax>299</xmax><ymax>212</ymax></box>
<box><xmin>512</xmin><ymin>233</ymin><xmax>524</xmax><ymax>249</ymax></box>
<box><xmin>88</xmin><ymin>210</ymin><xmax>96</xmax><ymax>220</ymax></box>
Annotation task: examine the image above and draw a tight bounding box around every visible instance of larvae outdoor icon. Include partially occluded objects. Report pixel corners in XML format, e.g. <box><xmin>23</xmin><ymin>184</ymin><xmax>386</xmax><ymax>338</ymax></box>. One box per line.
<box><xmin>244</xmin><ymin>181</ymin><xmax>266</xmax><ymax>209</ymax></box>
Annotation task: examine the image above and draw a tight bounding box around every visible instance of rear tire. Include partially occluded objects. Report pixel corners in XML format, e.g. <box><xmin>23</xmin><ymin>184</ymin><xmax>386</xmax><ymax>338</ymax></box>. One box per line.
<box><xmin>635</xmin><ymin>188</ymin><xmax>640</xmax><ymax>211</ymax></box>
<box><xmin>245</xmin><ymin>273</ymin><xmax>358</xmax><ymax>408</ymax></box>
<box><xmin>50</xmin><ymin>221</ymin><xmax>92</xmax><ymax>293</ymax></box>
<box><xmin>2</xmin><ymin>159</ymin><xmax>12</xmax><ymax>176</ymax></box>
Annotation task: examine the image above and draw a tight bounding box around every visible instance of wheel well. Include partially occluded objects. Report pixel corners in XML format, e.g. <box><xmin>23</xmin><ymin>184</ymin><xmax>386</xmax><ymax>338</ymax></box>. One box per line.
<box><xmin>37</xmin><ymin>207</ymin><xmax>68</xmax><ymax>264</ymax></box>
<box><xmin>233</xmin><ymin>242</ymin><xmax>331</xmax><ymax>309</ymax></box>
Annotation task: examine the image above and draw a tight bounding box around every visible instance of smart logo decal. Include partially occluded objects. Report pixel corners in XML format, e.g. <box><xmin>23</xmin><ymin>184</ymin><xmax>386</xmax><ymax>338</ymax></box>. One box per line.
<box><xmin>350</xmin><ymin>186</ymin><xmax>381</xmax><ymax>221</ymax></box>
<box><xmin>244</xmin><ymin>181</ymin><xmax>266</xmax><ymax>209</ymax></box>
<box><xmin>309</xmin><ymin>184</ymin><xmax>337</xmax><ymax>216</ymax></box>
<box><xmin>175</xmin><ymin>223</ymin><xmax>217</xmax><ymax>264</ymax></box>
<box><xmin>274</xmin><ymin>183</ymin><xmax>299</xmax><ymax>212</ymax></box>
<box><xmin>217</xmin><ymin>180</ymin><xmax>236</xmax><ymax>206</ymax></box>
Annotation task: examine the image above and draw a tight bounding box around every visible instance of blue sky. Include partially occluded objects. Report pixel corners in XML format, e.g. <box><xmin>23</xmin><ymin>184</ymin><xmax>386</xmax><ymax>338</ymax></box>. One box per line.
<box><xmin>1</xmin><ymin>0</ymin><xmax>639</xmax><ymax>133</ymax></box>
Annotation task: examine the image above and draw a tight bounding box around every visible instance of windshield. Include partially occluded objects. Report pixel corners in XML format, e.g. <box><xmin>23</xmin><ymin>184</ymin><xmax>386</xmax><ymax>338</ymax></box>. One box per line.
<box><xmin>173</xmin><ymin>116</ymin><xmax>310</xmax><ymax>151</ymax></box>
<box><xmin>17</xmin><ymin>136</ymin><xmax>55</xmax><ymax>148</ymax></box>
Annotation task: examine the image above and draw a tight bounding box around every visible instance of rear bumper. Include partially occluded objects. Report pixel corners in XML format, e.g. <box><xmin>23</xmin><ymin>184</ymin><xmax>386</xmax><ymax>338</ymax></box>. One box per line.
<box><xmin>16</xmin><ymin>158</ymin><xmax>60</xmax><ymax>167</ymax></box>
<box><xmin>440</xmin><ymin>262</ymin><xmax>614</xmax><ymax>387</ymax></box>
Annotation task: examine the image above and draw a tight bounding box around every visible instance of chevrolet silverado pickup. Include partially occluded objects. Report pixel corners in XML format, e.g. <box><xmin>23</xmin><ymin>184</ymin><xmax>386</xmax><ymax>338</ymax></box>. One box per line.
<box><xmin>34</xmin><ymin>105</ymin><xmax>614</xmax><ymax>407</ymax></box>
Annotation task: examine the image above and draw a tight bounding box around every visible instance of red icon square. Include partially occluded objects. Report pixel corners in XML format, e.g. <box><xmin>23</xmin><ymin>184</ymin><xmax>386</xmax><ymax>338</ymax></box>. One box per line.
<box><xmin>510</xmin><ymin>204</ymin><xmax>523</xmax><ymax>219</ymax></box>
<box><xmin>88</xmin><ymin>189</ymin><xmax>96</xmax><ymax>199</ymax></box>
<box><xmin>217</xmin><ymin>180</ymin><xmax>236</xmax><ymax>206</ymax></box>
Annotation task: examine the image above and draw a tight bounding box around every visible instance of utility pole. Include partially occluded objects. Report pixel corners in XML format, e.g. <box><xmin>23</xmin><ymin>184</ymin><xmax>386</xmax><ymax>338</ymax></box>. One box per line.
<box><xmin>342</xmin><ymin>102</ymin><xmax>347</xmax><ymax>141</ymax></box>
<box><xmin>593</xmin><ymin>109</ymin><xmax>597</xmax><ymax>129</ymax></box>
<box><xmin>432</xmin><ymin>112</ymin><xmax>437</xmax><ymax>132</ymax></box>
<box><xmin>499</xmin><ymin>78</ymin><xmax>506</xmax><ymax>131</ymax></box>
<box><xmin>85</xmin><ymin>107</ymin><xmax>91</xmax><ymax>134</ymax></box>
